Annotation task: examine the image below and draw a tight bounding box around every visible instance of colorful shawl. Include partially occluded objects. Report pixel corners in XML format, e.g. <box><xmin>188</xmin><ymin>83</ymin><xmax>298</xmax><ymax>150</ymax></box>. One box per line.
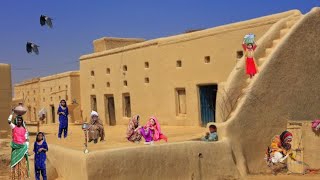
<box><xmin>312</xmin><ymin>120</ymin><xmax>320</xmax><ymax>131</ymax></box>
<box><xmin>10</xmin><ymin>142</ymin><xmax>30</xmax><ymax>177</ymax></box>
<box><xmin>126</xmin><ymin>115</ymin><xmax>140</xmax><ymax>139</ymax></box>
<box><xmin>145</xmin><ymin>116</ymin><xmax>167</xmax><ymax>142</ymax></box>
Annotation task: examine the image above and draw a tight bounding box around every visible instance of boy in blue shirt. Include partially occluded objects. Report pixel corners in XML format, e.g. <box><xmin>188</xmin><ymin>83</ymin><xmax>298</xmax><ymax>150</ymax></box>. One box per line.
<box><xmin>202</xmin><ymin>124</ymin><xmax>218</xmax><ymax>142</ymax></box>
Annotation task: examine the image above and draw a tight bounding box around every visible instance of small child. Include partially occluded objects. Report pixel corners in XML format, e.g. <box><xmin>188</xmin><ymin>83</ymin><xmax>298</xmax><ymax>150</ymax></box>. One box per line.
<box><xmin>33</xmin><ymin>132</ymin><xmax>48</xmax><ymax>180</ymax></box>
<box><xmin>202</xmin><ymin>124</ymin><xmax>218</xmax><ymax>142</ymax></box>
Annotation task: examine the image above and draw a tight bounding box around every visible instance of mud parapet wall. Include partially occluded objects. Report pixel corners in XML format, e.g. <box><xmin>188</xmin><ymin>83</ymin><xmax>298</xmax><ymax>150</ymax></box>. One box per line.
<box><xmin>47</xmin><ymin>140</ymin><xmax>240</xmax><ymax>180</ymax></box>
<box><xmin>220</xmin><ymin>7</ymin><xmax>320</xmax><ymax>175</ymax></box>
<box><xmin>0</xmin><ymin>63</ymin><xmax>12</xmax><ymax>137</ymax></box>
<box><xmin>47</xmin><ymin>145</ymin><xmax>87</xmax><ymax>180</ymax></box>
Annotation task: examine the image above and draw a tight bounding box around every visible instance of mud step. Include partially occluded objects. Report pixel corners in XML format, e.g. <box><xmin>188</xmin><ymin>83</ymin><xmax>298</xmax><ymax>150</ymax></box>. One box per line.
<box><xmin>272</xmin><ymin>39</ymin><xmax>280</xmax><ymax>47</ymax></box>
<box><xmin>258</xmin><ymin>57</ymin><xmax>266</xmax><ymax>65</ymax></box>
<box><xmin>280</xmin><ymin>29</ymin><xmax>290</xmax><ymax>38</ymax></box>
<box><xmin>286</xmin><ymin>20</ymin><xmax>297</xmax><ymax>28</ymax></box>
<box><xmin>265</xmin><ymin>48</ymin><xmax>273</xmax><ymax>56</ymax></box>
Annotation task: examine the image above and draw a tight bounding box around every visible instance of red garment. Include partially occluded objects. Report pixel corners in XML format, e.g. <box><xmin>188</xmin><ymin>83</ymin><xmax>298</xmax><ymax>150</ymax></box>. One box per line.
<box><xmin>242</xmin><ymin>43</ymin><xmax>257</xmax><ymax>76</ymax></box>
<box><xmin>246</xmin><ymin>57</ymin><xmax>257</xmax><ymax>75</ymax></box>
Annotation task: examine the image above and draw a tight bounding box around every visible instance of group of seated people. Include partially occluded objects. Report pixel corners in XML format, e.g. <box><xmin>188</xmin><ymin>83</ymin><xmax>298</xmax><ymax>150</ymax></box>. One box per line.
<box><xmin>126</xmin><ymin>115</ymin><xmax>219</xmax><ymax>144</ymax></box>
<box><xmin>126</xmin><ymin>115</ymin><xmax>168</xmax><ymax>144</ymax></box>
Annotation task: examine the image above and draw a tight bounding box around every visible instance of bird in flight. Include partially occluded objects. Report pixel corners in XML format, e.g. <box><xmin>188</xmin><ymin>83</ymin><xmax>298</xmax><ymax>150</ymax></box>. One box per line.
<box><xmin>40</xmin><ymin>15</ymin><xmax>53</xmax><ymax>28</ymax></box>
<box><xmin>26</xmin><ymin>42</ymin><xmax>39</xmax><ymax>55</ymax></box>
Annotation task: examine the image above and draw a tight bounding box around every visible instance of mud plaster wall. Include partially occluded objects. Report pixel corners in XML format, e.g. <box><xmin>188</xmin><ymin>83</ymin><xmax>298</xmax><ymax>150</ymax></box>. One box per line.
<box><xmin>300</xmin><ymin>122</ymin><xmax>320</xmax><ymax>169</ymax></box>
<box><xmin>79</xmin><ymin>10</ymin><xmax>296</xmax><ymax>126</ymax></box>
<box><xmin>225</xmin><ymin>7</ymin><xmax>320</xmax><ymax>174</ymax></box>
<box><xmin>47</xmin><ymin>145</ymin><xmax>87</xmax><ymax>180</ymax></box>
<box><xmin>86</xmin><ymin>140</ymin><xmax>240</xmax><ymax>180</ymax></box>
<box><xmin>0</xmin><ymin>63</ymin><xmax>12</xmax><ymax>135</ymax></box>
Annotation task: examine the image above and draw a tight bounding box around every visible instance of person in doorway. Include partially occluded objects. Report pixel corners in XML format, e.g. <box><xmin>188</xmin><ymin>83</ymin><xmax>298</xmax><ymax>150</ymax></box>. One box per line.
<box><xmin>140</xmin><ymin>116</ymin><xmax>167</xmax><ymax>144</ymax></box>
<box><xmin>242</xmin><ymin>40</ymin><xmax>258</xmax><ymax>78</ymax></box>
<box><xmin>201</xmin><ymin>124</ymin><xmax>218</xmax><ymax>142</ymax></box>
<box><xmin>8</xmin><ymin>112</ymin><xmax>30</xmax><ymax>179</ymax></box>
<box><xmin>88</xmin><ymin>111</ymin><xmax>105</xmax><ymax>143</ymax></box>
<box><xmin>57</xmin><ymin>99</ymin><xmax>69</xmax><ymax>139</ymax></box>
<box><xmin>126</xmin><ymin>115</ymin><xmax>142</xmax><ymax>143</ymax></box>
<box><xmin>33</xmin><ymin>132</ymin><xmax>48</xmax><ymax>180</ymax></box>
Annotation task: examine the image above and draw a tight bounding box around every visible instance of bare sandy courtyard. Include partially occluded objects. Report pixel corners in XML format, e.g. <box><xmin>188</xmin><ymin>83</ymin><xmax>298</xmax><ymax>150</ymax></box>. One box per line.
<box><xmin>1</xmin><ymin>124</ymin><xmax>319</xmax><ymax>179</ymax></box>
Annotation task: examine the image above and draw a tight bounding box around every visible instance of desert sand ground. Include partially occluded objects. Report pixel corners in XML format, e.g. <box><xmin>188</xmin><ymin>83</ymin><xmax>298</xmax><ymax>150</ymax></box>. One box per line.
<box><xmin>0</xmin><ymin>124</ymin><xmax>319</xmax><ymax>179</ymax></box>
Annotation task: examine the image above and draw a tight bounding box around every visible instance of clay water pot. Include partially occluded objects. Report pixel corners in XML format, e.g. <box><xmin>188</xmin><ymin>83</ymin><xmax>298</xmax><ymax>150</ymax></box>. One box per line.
<box><xmin>13</xmin><ymin>103</ymin><xmax>27</xmax><ymax>116</ymax></box>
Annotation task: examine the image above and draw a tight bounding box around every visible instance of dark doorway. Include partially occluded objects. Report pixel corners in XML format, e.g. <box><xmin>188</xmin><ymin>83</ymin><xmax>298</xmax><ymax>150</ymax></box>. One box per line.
<box><xmin>105</xmin><ymin>95</ymin><xmax>116</xmax><ymax>126</ymax></box>
<box><xmin>91</xmin><ymin>95</ymin><xmax>97</xmax><ymax>112</ymax></box>
<box><xmin>50</xmin><ymin>105</ymin><xmax>55</xmax><ymax>123</ymax></box>
<box><xmin>199</xmin><ymin>84</ymin><xmax>218</xmax><ymax>126</ymax></box>
<box><xmin>123</xmin><ymin>93</ymin><xmax>131</xmax><ymax>118</ymax></box>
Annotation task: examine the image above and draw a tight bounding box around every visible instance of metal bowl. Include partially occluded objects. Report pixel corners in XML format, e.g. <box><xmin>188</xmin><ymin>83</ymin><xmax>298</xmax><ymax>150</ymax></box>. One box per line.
<box><xmin>82</xmin><ymin>123</ymin><xmax>89</xmax><ymax>130</ymax></box>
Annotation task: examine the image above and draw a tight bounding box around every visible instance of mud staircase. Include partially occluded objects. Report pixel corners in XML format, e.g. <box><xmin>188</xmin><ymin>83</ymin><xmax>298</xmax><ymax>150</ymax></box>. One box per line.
<box><xmin>227</xmin><ymin>15</ymin><xmax>302</xmax><ymax>119</ymax></box>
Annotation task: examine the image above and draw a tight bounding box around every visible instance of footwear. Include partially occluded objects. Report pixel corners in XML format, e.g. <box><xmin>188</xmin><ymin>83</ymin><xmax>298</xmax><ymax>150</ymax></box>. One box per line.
<box><xmin>94</xmin><ymin>139</ymin><xmax>98</xmax><ymax>144</ymax></box>
<box><xmin>144</xmin><ymin>141</ymin><xmax>151</xmax><ymax>145</ymax></box>
<box><xmin>100</xmin><ymin>140</ymin><xmax>106</xmax><ymax>142</ymax></box>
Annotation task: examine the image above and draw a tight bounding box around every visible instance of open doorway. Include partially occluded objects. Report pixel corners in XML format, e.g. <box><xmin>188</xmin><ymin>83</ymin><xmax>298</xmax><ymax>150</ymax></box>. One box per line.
<box><xmin>50</xmin><ymin>105</ymin><xmax>55</xmax><ymax>123</ymax></box>
<box><xmin>122</xmin><ymin>93</ymin><xmax>131</xmax><ymax>118</ymax></box>
<box><xmin>198</xmin><ymin>84</ymin><xmax>218</xmax><ymax>126</ymax></box>
<box><xmin>33</xmin><ymin>107</ymin><xmax>37</xmax><ymax>121</ymax></box>
<box><xmin>105</xmin><ymin>94</ymin><xmax>116</xmax><ymax>126</ymax></box>
<box><xmin>91</xmin><ymin>95</ymin><xmax>97</xmax><ymax>112</ymax></box>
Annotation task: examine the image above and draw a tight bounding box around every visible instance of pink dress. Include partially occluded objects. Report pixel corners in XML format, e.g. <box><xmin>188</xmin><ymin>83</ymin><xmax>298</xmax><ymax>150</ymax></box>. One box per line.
<box><xmin>11</xmin><ymin>124</ymin><xmax>27</xmax><ymax>144</ymax></box>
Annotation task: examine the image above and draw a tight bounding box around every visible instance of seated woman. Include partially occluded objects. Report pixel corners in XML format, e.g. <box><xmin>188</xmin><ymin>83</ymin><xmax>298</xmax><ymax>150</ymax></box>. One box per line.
<box><xmin>126</xmin><ymin>115</ymin><xmax>142</xmax><ymax>143</ymax></box>
<box><xmin>140</xmin><ymin>116</ymin><xmax>167</xmax><ymax>144</ymax></box>
<box><xmin>265</xmin><ymin>131</ymin><xmax>294</xmax><ymax>174</ymax></box>
<box><xmin>88</xmin><ymin>111</ymin><xmax>105</xmax><ymax>144</ymax></box>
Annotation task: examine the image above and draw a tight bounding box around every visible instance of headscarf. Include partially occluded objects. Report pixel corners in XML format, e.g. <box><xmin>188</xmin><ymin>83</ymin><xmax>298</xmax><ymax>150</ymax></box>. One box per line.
<box><xmin>35</xmin><ymin>132</ymin><xmax>46</xmax><ymax>142</ymax></box>
<box><xmin>126</xmin><ymin>115</ymin><xmax>140</xmax><ymax>139</ymax></box>
<box><xmin>60</xmin><ymin>99</ymin><xmax>67</xmax><ymax>109</ymax></box>
<box><xmin>145</xmin><ymin>116</ymin><xmax>162</xmax><ymax>141</ymax></box>
<box><xmin>90</xmin><ymin>111</ymin><xmax>99</xmax><ymax>117</ymax></box>
<box><xmin>280</xmin><ymin>131</ymin><xmax>292</xmax><ymax>150</ymax></box>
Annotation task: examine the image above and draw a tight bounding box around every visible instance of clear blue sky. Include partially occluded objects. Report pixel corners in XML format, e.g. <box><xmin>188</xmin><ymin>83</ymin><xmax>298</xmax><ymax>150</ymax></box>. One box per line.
<box><xmin>1</xmin><ymin>0</ymin><xmax>318</xmax><ymax>84</ymax></box>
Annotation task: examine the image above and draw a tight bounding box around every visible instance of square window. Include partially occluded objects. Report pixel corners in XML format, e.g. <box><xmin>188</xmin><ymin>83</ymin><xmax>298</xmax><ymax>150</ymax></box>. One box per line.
<box><xmin>145</xmin><ymin>62</ymin><xmax>149</xmax><ymax>68</ymax></box>
<box><xmin>123</xmin><ymin>65</ymin><xmax>128</xmax><ymax>71</ymax></box>
<box><xmin>145</xmin><ymin>77</ymin><xmax>150</xmax><ymax>84</ymax></box>
<box><xmin>204</xmin><ymin>56</ymin><xmax>211</xmax><ymax>63</ymax></box>
<box><xmin>176</xmin><ymin>60</ymin><xmax>182</xmax><ymax>67</ymax></box>
<box><xmin>237</xmin><ymin>51</ymin><xmax>244</xmax><ymax>59</ymax></box>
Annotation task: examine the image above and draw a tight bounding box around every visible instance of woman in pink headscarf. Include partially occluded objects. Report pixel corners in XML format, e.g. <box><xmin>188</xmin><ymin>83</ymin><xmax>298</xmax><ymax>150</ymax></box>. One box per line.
<box><xmin>140</xmin><ymin>116</ymin><xmax>167</xmax><ymax>144</ymax></box>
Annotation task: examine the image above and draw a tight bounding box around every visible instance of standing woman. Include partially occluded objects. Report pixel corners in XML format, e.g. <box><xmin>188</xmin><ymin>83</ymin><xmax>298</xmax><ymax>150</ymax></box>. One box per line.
<box><xmin>8</xmin><ymin>112</ymin><xmax>30</xmax><ymax>179</ymax></box>
<box><xmin>57</xmin><ymin>99</ymin><xmax>69</xmax><ymax>139</ymax></box>
<box><xmin>242</xmin><ymin>34</ymin><xmax>258</xmax><ymax>78</ymax></box>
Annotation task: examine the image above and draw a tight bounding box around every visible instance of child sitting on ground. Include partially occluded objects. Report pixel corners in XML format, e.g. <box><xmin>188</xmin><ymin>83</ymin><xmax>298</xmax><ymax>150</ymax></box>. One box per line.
<box><xmin>202</xmin><ymin>124</ymin><xmax>218</xmax><ymax>142</ymax></box>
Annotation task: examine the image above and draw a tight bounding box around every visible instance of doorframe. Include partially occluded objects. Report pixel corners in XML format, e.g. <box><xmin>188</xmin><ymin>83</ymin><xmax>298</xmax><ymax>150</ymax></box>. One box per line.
<box><xmin>196</xmin><ymin>83</ymin><xmax>218</xmax><ymax>126</ymax></box>
<box><xmin>104</xmin><ymin>94</ymin><xmax>116</xmax><ymax>126</ymax></box>
<box><xmin>50</xmin><ymin>104</ymin><xmax>55</xmax><ymax>123</ymax></box>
